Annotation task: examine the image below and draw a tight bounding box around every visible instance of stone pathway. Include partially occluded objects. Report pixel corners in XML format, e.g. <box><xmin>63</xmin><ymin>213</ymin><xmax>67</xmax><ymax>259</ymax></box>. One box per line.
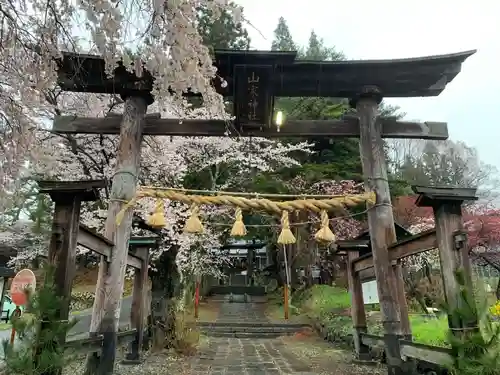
<box><xmin>215</xmin><ymin>298</ymin><xmax>268</xmax><ymax>324</ymax></box>
<box><xmin>190</xmin><ymin>337</ymin><xmax>314</xmax><ymax>374</ymax></box>
<box><xmin>190</xmin><ymin>298</ymin><xmax>315</xmax><ymax>374</ymax></box>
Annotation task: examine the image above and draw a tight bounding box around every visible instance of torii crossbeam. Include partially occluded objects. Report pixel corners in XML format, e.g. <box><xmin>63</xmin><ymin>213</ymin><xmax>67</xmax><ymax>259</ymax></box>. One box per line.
<box><xmin>52</xmin><ymin>114</ymin><xmax>448</xmax><ymax>139</ymax></box>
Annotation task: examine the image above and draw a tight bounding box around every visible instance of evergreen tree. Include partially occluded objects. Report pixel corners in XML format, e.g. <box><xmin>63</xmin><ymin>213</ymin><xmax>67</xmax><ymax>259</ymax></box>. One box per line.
<box><xmin>301</xmin><ymin>30</ymin><xmax>344</xmax><ymax>60</ymax></box>
<box><xmin>197</xmin><ymin>2</ymin><xmax>251</xmax><ymax>51</ymax></box>
<box><xmin>271</xmin><ymin>17</ymin><xmax>296</xmax><ymax>51</ymax></box>
<box><xmin>271</xmin><ymin>24</ymin><xmax>362</xmax><ymax>180</ymax></box>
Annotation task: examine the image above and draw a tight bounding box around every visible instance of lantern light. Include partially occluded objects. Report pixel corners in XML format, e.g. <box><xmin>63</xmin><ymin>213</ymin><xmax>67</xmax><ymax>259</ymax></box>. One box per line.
<box><xmin>275</xmin><ymin>111</ymin><xmax>284</xmax><ymax>131</ymax></box>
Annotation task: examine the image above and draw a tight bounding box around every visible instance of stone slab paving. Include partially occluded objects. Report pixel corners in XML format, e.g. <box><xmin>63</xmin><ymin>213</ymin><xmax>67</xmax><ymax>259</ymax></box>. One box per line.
<box><xmin>190</xmin><ymin>299</ymin><xmax>315</xmax><ymax>374</ymax></box>
<box><xmin>189</xmin><ymin>337</ymin><xmax>315</xmax><ymax>375</ymax></box>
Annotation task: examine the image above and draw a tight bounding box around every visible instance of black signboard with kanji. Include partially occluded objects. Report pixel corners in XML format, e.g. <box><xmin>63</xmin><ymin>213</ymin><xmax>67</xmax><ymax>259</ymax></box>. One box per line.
<box><xmin>233</xmin><ymin>64</ymin><xmax>273</xmax><ymax>129</ymax></box>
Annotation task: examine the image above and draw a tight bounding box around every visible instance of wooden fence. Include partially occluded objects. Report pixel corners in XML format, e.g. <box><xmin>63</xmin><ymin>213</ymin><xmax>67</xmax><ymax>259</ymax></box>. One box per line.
<box><xmin>38</xmin><ymin>180</ymin><xmax>158</xmax><ymax>373</ymax></box>
<box><xmin>342</xmin><ymin>186</ymin><xmax>478</xmax><ymax>373</ymax></box>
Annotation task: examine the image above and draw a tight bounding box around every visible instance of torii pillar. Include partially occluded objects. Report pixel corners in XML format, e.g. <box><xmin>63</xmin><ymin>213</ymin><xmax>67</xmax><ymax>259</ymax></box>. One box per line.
<box><xmin>352</xmin><ymin>86</ymin><xmax>413</xmax><ymax>375</ymax></box>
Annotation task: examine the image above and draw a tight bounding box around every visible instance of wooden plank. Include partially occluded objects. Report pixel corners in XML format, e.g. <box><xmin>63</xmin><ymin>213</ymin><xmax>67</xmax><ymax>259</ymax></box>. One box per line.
<box><xmin>399</xmin><ymin>341</ymin><xmax>452</xmax><ymax>366</ymax></box>
<box><xmin>64</xmin><ymin>329</ymin><xmax>138</xmax><ymax>354</ymax></box>
<box><xmin>360</xmin><ymin>333</ymin><xmax>385</xmax><ymax>347</ymax></box>
<box><xmin>52</xmin><ymin>115</ymin><xmax>448</xmax><ymax>140</ymax></box>
<box><xmin>86</xmin><ymin>96</ymin><xmax>147</xmax><ymax>375</ymax></box>
<box><xmin>352</xmin><ymin>229</ymin><xmax>437</xmax><ymax>273</ymax></box>
<box><xmin>78</xmin><ymin>224</ymin><xmax>113</xmax><ymax>260</ymax></box>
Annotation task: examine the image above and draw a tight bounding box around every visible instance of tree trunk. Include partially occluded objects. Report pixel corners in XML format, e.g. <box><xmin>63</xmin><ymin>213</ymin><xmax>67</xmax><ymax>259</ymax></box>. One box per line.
<box><xmin>85</xmin><ymin>97</ymin><xmax>147</xmax><ymax>375</ymax></box>
<box><xmin>149</xmin><ymin>249</ymin><xmax>179</xmax><ymax>351</ymax></box>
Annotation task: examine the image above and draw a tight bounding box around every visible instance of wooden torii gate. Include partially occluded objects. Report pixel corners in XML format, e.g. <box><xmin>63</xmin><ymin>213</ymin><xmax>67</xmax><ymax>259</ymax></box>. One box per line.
<box><xmin>53</xmin><ymin>48</ymin><xmax>475</xmax><ymax>375</ymax></box>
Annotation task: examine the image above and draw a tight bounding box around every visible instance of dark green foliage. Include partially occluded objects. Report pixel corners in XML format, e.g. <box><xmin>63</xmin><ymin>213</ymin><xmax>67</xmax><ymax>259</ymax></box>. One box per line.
<box><xmin>2</xmin><ymin>265</ymin><xmax>78</xmax><ymax>375</ymax></box>
<box><xmin>271</xmin><ymin>17</ymin><xmax>296</xmax><ymax>52</ymax></box>
<box><xmin>442</xmin><ymin>270</ymin><xmax>500</xmax><ymax>375</ymax></box>
<box><xmin>197</xmin><ymin>2</ymin><xmax>251</xmax><ymax>51</ymax></box>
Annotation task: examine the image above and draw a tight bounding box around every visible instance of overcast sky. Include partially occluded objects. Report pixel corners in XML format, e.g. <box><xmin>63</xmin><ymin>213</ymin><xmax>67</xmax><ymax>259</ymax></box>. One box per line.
<box><xmin>235</xmin><ymin>0</ymin><xmax>500</xmax><ymax>170</ymax></box>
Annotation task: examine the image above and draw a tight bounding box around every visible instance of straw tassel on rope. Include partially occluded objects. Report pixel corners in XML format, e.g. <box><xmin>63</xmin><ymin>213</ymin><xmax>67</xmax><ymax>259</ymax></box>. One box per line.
<box><xmin>230</xmin><ymin>207</ymin><xmax>247</xmax><ymax>237</ymax></box>
<box><xmin>147</xmin><ymin>199</ymin><xmax>167</xmax><ymax>228</ymax></box>
<box><xmin>277</xmin><ymin>211</ymin><xmax>296</xmax><ymax>244</ymax></box>
<box><xmin>184</xmin><ymin>203</ymin><xmax>204</xmax><ymax>233</ymax></box>
<box><xmin>314</xmin><ymin>210</ymin><xmax>336</xmax><ymax>243</ymax></box>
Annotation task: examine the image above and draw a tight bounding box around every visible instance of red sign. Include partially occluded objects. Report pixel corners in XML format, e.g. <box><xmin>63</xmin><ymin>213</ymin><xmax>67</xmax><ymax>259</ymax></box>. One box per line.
<box><xmin>10</xmin><ymin>269</ymin><xmax>36</xmax><ymax>306</ymax></box>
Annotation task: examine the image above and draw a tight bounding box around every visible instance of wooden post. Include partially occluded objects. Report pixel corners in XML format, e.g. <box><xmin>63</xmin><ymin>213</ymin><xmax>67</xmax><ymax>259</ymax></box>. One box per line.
<box><xmin>194</xmin><ymin>279</ymin><xmax>200</xmax><ymax>318</ymax></box>
<box><xmin>38</xmin><ymin>180</ymin><xmax>105</xmax><ymax>375</ymax></box>
<box><xmin>353</xmin><ymin>87</ymin><xmax>413</xmax><ymax>374</ymax></box>
<box><xmin>284</xmin><ymin>285</ymin><xmax>289</xmax><ymax>320</ymax></box>
<box><xmin>393</xmin><ymin>261</ymin><xmax>411</xmax><ymax>339</ymax></box>
<box><xmin>247</xmin><ymin>246</ymin><xmax>254</xmax><ymax>286</ymax></box>
<box><xmin>86</xmin><ymin>96</ymin><xmax>148</xmax><ymax>375</ymax></box>
<box><xmin>124</xmin><ymin>247</ymin><xmax>149</xmax><ymax>363</ymax></box>
<box><xmin>347</xmin><ymin>251</ymin><xmax>370</xmax><ymax>360</ymax></box>
<box><xmin>413</xmin><ymin>186</ymin><xmax>478</xmax><ymax>334</ymax></box>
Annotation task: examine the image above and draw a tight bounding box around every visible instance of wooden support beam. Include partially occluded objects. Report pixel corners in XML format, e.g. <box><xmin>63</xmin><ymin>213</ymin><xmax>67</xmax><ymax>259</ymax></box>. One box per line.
<box><xmin>336</xmin><ymin>240</ymin><xmax>370</xmax><ymax>249</ymax></box>
<box><xmin>125</xmin><ymin>247</ymin><xmax>149</xmax><ymax>363</ymax></box>
<box><xmin>126</xmin><ymin>252</ymin><xmax>142</xmax><ymax>270</ymax></box>
<box><xmin>39</xmin><ymin>181</ymin><xmax>104</xmax><ymax>375</ymax></box>
<box><xmin>347</xmin><ymin>251</ymin><xmax>370</xmax><ymax>360</ymax></box>
<box><xmin>78</xmin><ymin>224</ymin><xmax>113</xmax><ymax>259</ymax></box>
<box><xmin>352</xmin><ymin>229</ymin><xmax>437</xmax><ymax>273</ymax></box>
<box><xmin>38</xmin><ymin>180</ymin><xmax>106</xmax><ymax>202</ymax></box>
<box><xmin>78</xmin><ymin>226</ymin><xmax>147</xmax><ymax>269</ymax></box>
<box><xmin>86</xmin><ymin>96</ymin><xmax>148</xmax><ymax>375</ymax></box>
<box><xmin>52</xmin><ymin>115</ymin><xmax>448</xmax><ymax>140</ymax></box>
<box><xmin>413</xmin><ymin>185</ymin><xmax>478</xmax><ymax>335</ymax></box>
<box><xmin>356</xmin><ymin>88</ymin><xmax>412</xmax><ymax>374</ymax></box>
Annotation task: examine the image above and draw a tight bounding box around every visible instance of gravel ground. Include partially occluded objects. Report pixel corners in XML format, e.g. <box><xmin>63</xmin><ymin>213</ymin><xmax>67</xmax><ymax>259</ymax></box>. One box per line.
<box><xmin>281</xmin><ymin>333</ymin><xmax>386</xmax><ymax>375</ymax></box>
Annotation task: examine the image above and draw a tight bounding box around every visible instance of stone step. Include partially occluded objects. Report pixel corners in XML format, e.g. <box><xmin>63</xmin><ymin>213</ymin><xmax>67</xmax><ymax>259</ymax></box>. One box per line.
<box><xmin>200</xmin><ymin>326</ymin><xmax>306</xmax><ymax>333</ymax></box>
<box><xmin>204</xmin><ymin>331</ymin><xmax>293</xmax><ymax>338</ymax></box>
<box><xmin>209</xmin><ymin>286</ymin><xmax>266</xmax><ymax>296</ymax></box>
<box><xmin>198</xmin><ymin>322</ymin><xmax>311</xmax><ymax>329</ymax></box>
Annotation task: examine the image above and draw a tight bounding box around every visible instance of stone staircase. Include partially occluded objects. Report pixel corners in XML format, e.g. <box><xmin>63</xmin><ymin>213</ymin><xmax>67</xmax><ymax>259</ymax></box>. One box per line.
<box><xmin>199</xmin><ymin>321</ymin><xmax>311</xmax><ymax>338</ymax></box>
<box><xmin>199</xmin><ymin>294</ymin><xmax>311</xmax><ymax>339</ymax></box>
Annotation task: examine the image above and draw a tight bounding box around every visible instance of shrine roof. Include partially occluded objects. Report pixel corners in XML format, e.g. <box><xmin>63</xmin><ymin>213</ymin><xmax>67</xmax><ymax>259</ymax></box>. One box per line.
<box><xmin>57</xmin><ymin>49</ymin><xmax>476</xmax><ymax>99</ymax></box>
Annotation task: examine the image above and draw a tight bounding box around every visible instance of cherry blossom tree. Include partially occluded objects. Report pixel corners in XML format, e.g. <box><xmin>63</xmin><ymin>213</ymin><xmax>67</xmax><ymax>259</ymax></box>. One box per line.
<box><xmin>393</xmin><ymin>195</ymin><xmax>500</xmax><ymax>276</ymax></box>
<box><xmin>25</xmin><ymin>92</ymin><xmax>313</xmax><ymax>277</ymax></box>
<box><xmin>0</xmin><ymin>0</ymin><xmax>244</xmax><ymax>216</ymax></box>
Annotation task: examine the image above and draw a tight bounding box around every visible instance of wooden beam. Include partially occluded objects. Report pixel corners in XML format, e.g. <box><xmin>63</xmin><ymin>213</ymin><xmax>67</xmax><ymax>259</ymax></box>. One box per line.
<box><xmin>78</xmin><ymin>225</ymin><xmax>146</xmax><ymax>268</ymax></box>
<box><xmin>352</xmin><ymin>229</ymin><xmax>437</xmax><ymax>273</ymax></box>
<box><xmin>52</xmin><ymin>115</ymin><xmax>448</xmax><ymax>140</ymax></box>
<box><xmin>38</xmin><ymin>180</ymin><xmax>106</xmax><ymax>202</ymax></box>
<box><xmin>336</xmin><ymin>239</ymin><xmax>370</xmax><ymax>249</ymax></box>
<box><xmin>78</xmin><ymin>224</ymin><xmax>113</xmax><ymax>259</ymax></box>
<box><xmin>399</xmin><ymin>340</ymin><xmax>452</xmax><ymax>366</ymax></box>
<box><xmin>126</xmin><ymin>252</ymin><xmax>142</xmax><ymax>269</ymax></box>
<box><xmin>412</xmin><ymin>185</ymin><xmax>478</xmax><ymax>206</ymax></box>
